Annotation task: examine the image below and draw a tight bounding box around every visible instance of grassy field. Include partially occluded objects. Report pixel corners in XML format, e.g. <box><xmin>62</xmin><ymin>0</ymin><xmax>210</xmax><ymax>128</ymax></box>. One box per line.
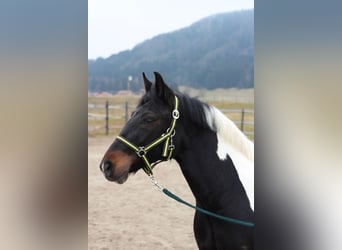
<box><xmin>88</xmin><ymin>92</ymin><xmax>254</xmax><ymax>140</ymax></box>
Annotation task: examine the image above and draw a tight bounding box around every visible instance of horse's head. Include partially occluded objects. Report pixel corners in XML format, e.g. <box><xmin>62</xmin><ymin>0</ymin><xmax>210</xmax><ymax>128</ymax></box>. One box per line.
<box><xmin>100</xmin><ymin>72</ymin><xmax>180</xmax><ymax>183</ymax></box>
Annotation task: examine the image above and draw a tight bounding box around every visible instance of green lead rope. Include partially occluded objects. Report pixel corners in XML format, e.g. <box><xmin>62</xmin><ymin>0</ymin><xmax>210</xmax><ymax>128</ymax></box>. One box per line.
<box><xmin>161</xmin><ymin>188</ymin><xmax>255</xmax><ymax>227</ymax></box>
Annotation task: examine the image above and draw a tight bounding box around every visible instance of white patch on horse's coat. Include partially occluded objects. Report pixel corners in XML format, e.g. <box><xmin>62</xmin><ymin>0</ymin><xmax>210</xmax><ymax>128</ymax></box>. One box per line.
<box><xmin>204</xmin><ymin>106</ymin><xmax>254</xmax><ymax>210</ymax></box>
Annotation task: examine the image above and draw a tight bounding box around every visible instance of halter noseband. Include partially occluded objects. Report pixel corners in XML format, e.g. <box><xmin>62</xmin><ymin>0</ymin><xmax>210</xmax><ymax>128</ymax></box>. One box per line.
<box><xmin>116</xmin><ymin>96</ymin><xmax>179</xmax><ymax>176</ymax></box>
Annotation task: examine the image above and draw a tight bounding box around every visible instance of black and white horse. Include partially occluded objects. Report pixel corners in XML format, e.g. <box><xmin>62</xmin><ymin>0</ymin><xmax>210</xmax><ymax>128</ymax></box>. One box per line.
<box><xmin>100</xmin><ymin>72</ymin><xmax>254</xmax><ymax>249</ymax></box>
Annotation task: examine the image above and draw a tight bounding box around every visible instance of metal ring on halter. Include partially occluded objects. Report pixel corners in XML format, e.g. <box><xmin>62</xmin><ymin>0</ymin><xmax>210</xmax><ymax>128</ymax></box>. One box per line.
<box><xmin>137</xmin><ymin>147</ymin><xmax>146</xmax><ymax>157</ymax></box>
<box><xmin>166</xmin><ymin>127</ymin><xmax>176</xmax><ymax>137</ymax></box>
<box><xmin>172</xmin><ymin>109</ymin><xmax>180</xmax><ymax>119</ymax></box>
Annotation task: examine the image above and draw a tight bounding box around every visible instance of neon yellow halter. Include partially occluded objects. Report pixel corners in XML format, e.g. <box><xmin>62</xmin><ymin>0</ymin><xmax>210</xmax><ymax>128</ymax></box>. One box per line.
<box><xmin>116</xmin><ymin>96</ymin><xmax>179</xmax><ymax>176</ymax></box>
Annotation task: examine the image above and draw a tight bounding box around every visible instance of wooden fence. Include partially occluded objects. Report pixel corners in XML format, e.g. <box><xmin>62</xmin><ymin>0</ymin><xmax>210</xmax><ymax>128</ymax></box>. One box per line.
<box><xmin>88</xmin><ymin>101</ymin><xmax>254</xmax><ymax>139</ymax></box>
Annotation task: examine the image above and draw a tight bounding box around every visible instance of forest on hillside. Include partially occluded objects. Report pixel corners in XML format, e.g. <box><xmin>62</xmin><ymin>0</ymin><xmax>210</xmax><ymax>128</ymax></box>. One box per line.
<box><xmin>88</xmin><ymin>10</ymin><xmax>254</xmax><ymax>93</ymax></box>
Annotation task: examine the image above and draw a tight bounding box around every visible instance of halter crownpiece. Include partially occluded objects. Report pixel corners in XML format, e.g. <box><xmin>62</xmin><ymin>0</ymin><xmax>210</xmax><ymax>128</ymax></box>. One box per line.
<box><xmin>116</xmin><ymin>95</ymin><xmax>179</xmax><ymax>176</ymax></box>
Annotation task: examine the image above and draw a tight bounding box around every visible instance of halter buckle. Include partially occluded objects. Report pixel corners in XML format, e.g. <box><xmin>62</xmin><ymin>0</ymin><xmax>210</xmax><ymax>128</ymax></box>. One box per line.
<box><xmin>137</xmin><ymin>147</ymin><xmax>146</xmax><ymax>157</ymax></box>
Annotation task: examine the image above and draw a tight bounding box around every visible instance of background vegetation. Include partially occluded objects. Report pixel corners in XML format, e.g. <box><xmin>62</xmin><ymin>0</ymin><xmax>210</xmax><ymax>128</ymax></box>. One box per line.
<box><xmin>88</xmin><ymin>10</ymin><xmax>253</xmax><ymax>93</ymax></box>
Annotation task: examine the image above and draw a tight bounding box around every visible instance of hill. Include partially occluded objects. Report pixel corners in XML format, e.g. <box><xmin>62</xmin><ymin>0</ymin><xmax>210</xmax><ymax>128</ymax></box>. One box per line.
<box><xmin>88</xmin><ymin>9</ymin><xmax>254</xmax><ymax>93</ymax></box>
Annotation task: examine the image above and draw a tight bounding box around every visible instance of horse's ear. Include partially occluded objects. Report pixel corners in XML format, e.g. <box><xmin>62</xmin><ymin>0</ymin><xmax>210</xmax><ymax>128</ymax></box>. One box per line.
<box><xmin>142</xmin><ymin>72</ymin><xmax>152</xmax><ymax>92</ymax></box>
<box><xmin>154</xmin><ymin>72</ymin><xmax>174</xmax><ymax>107</ymax></box>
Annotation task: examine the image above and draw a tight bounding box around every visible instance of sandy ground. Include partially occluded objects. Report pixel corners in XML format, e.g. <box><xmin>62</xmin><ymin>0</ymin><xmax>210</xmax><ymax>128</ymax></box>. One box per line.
<box><xmin>88</xmin><ymin>137</ymin><xmax>198</xmax><ymax>250</ymax></box>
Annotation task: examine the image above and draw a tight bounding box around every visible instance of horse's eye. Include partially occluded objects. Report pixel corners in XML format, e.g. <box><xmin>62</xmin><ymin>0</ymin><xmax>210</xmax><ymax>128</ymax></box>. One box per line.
<box><xmin>143</xmin><ymin>117</ymin><xmax>157</xmax><ymax>123</ymax></box>
<box><xmin>142</xmin><ymin>114</ymin><xmax>158</xmax><ymax>123</ymax></box>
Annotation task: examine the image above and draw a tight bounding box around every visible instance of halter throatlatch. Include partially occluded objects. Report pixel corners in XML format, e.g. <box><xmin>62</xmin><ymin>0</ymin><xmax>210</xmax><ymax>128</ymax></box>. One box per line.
<box><xmin>116</xmin><ymin>96</ymin><xmax>179</xmax><ymax>176</ymax></box>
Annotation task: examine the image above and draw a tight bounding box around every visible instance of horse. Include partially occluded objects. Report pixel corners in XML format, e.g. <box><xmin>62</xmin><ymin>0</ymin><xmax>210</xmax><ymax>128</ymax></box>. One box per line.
<box><xmin>100</xmin><ymin>72</ymin><xmax>254</xmax><ymax>249</ymax></box>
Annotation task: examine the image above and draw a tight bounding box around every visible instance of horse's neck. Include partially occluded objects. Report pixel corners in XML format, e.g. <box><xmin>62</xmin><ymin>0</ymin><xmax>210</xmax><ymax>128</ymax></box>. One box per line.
<box><xmin>175</xmin><ymin>129</ymin><xmax>253</xmax><ymax>214</ymax></box>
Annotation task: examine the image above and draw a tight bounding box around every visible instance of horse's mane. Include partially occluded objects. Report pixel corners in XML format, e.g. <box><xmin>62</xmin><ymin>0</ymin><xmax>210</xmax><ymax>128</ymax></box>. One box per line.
<box><xmin>177</xmin><ymin>93</ymin><xmax>254</xmax><ymax>161</ymax></box>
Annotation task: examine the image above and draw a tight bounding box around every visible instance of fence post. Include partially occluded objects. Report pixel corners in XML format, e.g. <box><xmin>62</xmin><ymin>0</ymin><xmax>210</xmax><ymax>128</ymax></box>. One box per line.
<box><xmin>105</xmin><ymin>100</ymin><xmax>109</xmax><ymax>135</ymax></box>
<box><xmin>241</xmin><ymin>109</ymin><xmax>245</xmax><ymax>132</ymax></box>
<box><xmin>125</xmin><ymin>101</ymin><xmax>128</xmax><ymax>122</ymax></box>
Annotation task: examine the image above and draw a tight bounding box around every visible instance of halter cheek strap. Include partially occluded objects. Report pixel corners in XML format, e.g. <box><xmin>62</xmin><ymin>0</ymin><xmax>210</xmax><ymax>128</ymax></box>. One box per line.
<box><xmin>116</xmin><ymin>96</ymin><xmax>179</xmax><ymax>176</ymax></box>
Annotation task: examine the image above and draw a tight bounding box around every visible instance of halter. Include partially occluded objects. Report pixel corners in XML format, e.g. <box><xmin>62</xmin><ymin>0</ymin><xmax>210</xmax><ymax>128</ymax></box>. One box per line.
<box><xmin>116</xmin><ymin>95</ymin><xmax>254</xmax><ymax>227</ymax></box>
<box><xmin>116</xmin><ymin>96</ymin><xmax>179</xmax><ymax>176</ymax></box>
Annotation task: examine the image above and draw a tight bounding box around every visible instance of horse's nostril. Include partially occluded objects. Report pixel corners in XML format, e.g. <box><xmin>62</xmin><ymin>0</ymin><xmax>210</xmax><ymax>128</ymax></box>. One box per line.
<box><xmin>100</xmin><ymin>161</ymin><xmax>110</xmax><ymax>171</ymax></box>
<box><xmin>103</xmin><ymin>161</ymin><xmax>111</xmax><ymax>170</ymax></box>
<box><xmin>101</xmin><ymin>160</ymin><xmax>113</xmax><ymax>177</ymax></box>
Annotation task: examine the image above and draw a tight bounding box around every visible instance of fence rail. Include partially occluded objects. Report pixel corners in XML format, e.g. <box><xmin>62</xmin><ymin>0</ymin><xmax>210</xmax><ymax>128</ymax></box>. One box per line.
<box><xmin>88</xmin><ymin>101</ymin><xmax>254</xmax><ymax>138</ymax></box>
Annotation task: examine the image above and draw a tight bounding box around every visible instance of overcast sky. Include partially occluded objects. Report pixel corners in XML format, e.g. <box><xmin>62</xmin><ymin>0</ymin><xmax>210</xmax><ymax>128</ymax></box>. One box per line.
<box><xmin>88</xmin><ymin>0</ymin><xmax>254</xmax><ymax>59</ymax></box>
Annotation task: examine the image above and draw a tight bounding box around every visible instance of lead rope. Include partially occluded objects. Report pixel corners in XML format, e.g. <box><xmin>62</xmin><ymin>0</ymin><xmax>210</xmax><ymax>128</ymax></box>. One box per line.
<box><xmin>149</xmin><ymin>175</ymin><xmax>255</xmax><ymax>227</ymax></box>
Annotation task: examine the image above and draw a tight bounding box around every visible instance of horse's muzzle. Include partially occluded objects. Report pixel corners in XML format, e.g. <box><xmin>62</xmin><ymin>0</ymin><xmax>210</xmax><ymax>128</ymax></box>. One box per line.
<box><xmin>99</xmin><ymin>150</ymin><xmax>133</xmax><ymax>184</ymax></box>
